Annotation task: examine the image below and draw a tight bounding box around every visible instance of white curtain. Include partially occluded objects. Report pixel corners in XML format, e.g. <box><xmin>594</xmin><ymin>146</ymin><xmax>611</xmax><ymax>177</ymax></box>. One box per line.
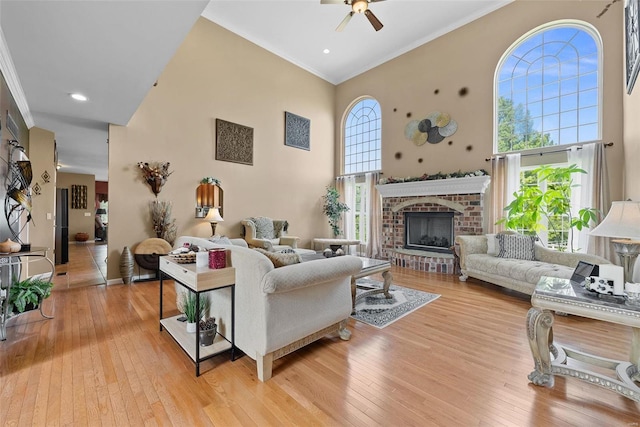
<box><xmin>488</xmin><ymin>153</ymin><xmax>520</xmax><ymax>233</ymax></box>
<box><xmin>340</xmin><ymin>175</ymin><xmax>357</xmax><ymax>240</ymax></box>
<box><xmin>567</xmin><ymin>142</ymin><xmax>611</xmax><ymax>258</ymax></box>
<box><xmin>365</xmin><ymin>172</ymin><xmax>382</xmax><ymax>258</ymax></box>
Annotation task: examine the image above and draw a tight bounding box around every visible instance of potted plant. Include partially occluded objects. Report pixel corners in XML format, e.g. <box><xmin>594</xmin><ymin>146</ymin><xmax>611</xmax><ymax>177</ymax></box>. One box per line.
<box><xmin>497</xmin><ymin>164</ymin><xmax>598</xmax><ymax>252</ymax></box>
<box><xmin>9</xmin><ymin>276</ymin><xmax>53</xmax><ymax>314</ymax></box>
<box><xmin>181</xmin><ymin>291</ymin><xmax>210</xmax><ymax>333</ymax></box>
<box><xmin>322</xmin><ymin>186</ymin><xmax>350</xmax><ymax>238</ymax></box>
<box><xmin>199</xmin><ymin>317</ymin><xmax>217</xmax><ymax>346</ymax></box>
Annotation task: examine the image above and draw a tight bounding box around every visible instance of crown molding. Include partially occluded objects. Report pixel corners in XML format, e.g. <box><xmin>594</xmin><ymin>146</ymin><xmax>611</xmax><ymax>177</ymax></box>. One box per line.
<box><xmin>0</xmin><ymin>27</ymin><xmax>34</xmax><ymax>128</ymax></box>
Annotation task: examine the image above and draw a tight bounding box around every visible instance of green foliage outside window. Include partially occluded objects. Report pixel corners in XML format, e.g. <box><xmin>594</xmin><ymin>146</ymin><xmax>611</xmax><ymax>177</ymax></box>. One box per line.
<box><xmin>497</xmin><ymin>97</ymin><xmax>554</xmax><ymax>152</ymax></box>
<box><xmin>497</xmin><ymin>164</ymin><xmax>598</xmax><ymax>252</ymax></box>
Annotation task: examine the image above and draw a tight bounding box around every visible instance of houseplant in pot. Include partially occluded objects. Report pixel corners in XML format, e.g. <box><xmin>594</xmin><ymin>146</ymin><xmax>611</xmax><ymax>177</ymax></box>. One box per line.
<box><xmin>199</xmin><ymin>317</ymin><xmax>217</xmax><ymax>346</ymax></box>
<box><xmin>9</xmin><ymin>276</ymin><xmax>53</xmax><ymax>314</ymax></box>
<box><xmin>497</xmin><ymin>164</ymin><xmax>598</xmax><ymax>252</ymax></box>
<box><xmin>181</xmin><ymin>291</ymin><xmax>210</xmax><ymax>333</ymax></box>
<box><xmin>322</xmin><ymin>185</ymin><xmax>350</xmax><ymax>238</ymax></box>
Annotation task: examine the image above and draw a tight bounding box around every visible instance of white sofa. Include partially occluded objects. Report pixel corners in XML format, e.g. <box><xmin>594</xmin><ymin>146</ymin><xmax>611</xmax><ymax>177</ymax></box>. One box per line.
<box><xmin>455</xmin><ymin>234</ymin><xmax>611</xmax><ymax>295</ymax></box>
<box><xmin>172</xmin><ymin>236</ymin><xmax>363</xmax><ymax>381</ymax></box>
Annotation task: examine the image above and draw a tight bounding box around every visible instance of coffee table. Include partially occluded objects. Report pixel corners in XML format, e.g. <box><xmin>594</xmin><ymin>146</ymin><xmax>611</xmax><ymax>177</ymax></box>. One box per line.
<box><xmin>300</xmin><ymin>253</ymin><xmax>392</xmax><ymax>314</ymax></box>
<box><xmin>528</xmin><ymin>276</ymin><xmax>640</xmax><ymax>402</ymax></box>
<box><xmin>351</xmin><ymin>257</ymin><xmax>392</xmax><ymax>314</ymax></box>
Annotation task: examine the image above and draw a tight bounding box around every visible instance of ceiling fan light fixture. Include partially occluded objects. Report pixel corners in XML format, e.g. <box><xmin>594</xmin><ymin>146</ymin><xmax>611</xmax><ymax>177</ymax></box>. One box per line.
<box><xmin>351</xmin><ymin>0</ymin><xmax>368</xmax><ymax>14</ymax></box>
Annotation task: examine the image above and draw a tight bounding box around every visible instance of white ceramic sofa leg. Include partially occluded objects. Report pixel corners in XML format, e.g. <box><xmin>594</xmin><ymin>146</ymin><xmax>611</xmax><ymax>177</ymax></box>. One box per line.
<box><xmin>257</xmin><ymin>352</ymin><xmax>274</xmax><ymax>382</ymax></box>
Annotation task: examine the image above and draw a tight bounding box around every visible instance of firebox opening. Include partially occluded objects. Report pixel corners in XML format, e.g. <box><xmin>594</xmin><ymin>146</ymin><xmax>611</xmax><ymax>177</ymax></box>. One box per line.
<box><xmin>404</xmin><ymin>211</ymin><xmax>454</xmax><ymax>254</ymax></box>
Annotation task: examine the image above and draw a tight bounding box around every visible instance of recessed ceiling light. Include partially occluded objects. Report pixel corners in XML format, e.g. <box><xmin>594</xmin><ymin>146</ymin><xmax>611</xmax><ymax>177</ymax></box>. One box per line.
<box><xmin>323</xmin><ymin>49</ymin><xmax>330</xmax><ymax>54</ymax></box>
<box><xmin>70</xmin><ymin>93</ymin><xmax>88</xmax><ymax>102</ymax></box>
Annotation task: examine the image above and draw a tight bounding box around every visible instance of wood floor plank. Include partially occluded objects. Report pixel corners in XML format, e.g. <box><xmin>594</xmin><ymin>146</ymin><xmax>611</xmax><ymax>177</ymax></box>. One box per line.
<box><xmin>1</xmin><ymin>243</ymin><xmax>639</xmax><ymax>425</ymax></box>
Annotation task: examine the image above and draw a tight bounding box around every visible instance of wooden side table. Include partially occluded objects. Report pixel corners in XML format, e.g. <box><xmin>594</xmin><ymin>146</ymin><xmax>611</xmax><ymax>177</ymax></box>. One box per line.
<box><xmin>159</xmin><ymin>255</ymin><xmax>236</xmax><ymax>376</ymax></box>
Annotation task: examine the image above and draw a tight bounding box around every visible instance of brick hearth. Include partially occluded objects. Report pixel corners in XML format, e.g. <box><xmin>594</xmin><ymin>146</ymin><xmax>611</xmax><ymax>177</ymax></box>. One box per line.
<box><xmin>376</xmin><ymin>176</ymin><xmax>490</xmax><ymax>274</ymax></box>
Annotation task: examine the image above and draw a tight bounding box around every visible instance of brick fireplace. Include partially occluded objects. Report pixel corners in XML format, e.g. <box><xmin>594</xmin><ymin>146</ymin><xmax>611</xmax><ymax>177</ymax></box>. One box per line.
<box><xmin>376</xmin><ymin>176</ymin><xmax>490</xmax><ymax>274</ymax></box>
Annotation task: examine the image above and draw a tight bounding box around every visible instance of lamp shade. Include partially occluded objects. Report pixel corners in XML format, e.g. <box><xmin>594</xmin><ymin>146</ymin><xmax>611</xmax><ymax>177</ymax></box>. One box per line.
<box><xmin>204</xmin><ymin>207</ymin><xmax>224</xmax><ymax>222</ymax></box>
<box><xmin>590</xmin><ymin>201</ymin><xmax>640</xmax><ymax>239</ymax></box>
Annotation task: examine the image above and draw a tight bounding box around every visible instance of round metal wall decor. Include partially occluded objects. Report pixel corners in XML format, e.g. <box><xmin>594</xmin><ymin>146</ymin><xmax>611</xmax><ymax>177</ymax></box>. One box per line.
<box><xmin>404</xmin><ymin>111</ymin><xmax>458</xmax><ymax>145</ymax></box>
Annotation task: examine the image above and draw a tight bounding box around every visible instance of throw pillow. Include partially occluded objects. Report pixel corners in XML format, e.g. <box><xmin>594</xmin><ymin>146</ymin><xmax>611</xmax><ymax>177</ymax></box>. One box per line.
<box><xmin>254</xmin><ymin>217</ymin><xmax>275</xmax><ymax>239</ymax></box>
<box><xmin>497</xmin><ymin>234</ymin><xmax>536</xmax><ymax>260</ymax></box>
<box><xmin>208</xmin><ymin>235</ymin><xmax>233</xmax><ymax>246</ymax></box>
<box><xmin>254</xmin><ymin>248</ymin><xmax>302</xmax><ymax>268</ymax></box>
<box><xmin>486</xmin><ymin>234</ymin><xmax>498</xmax><ymax>256</ymax></box>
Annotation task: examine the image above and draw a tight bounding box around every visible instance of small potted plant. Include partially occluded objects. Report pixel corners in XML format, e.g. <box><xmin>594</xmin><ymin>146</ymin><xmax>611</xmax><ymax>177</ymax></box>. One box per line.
<box><xmin>322</xmin><ymin>186</ymin><xmax>350</xmax><ymax>238</ymax></box>
<box><xmin>181</xmin><ymin>291</ymin><xmax>210</xmax><ymax>333</ymax></box>
<box><xmin>9</xmin><ymin>276</ymin><xmax>53</xmax><ymax>314</ymax></box>
<box><xmin>199</xmin><ymin>317</ymin><xmax>217</xmax><ymax>346</ymax></box>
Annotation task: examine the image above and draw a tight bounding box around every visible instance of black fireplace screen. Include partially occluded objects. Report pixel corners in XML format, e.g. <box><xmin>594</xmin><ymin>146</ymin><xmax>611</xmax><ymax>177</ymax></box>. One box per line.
<box><xmin>404</xmin><ymin>212</ymin><xmax>454</xmax><ymax>253</ymax></box>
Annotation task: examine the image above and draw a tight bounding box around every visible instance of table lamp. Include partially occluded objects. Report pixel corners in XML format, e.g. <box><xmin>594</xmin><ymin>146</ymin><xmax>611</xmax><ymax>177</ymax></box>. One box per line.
<box><xmin>590</xmin><ymin>201</ymin><xmax>640</xmax><ymax>284</ymax></box>
<box><xmin>204</xmin><ymin>207</ymin><xmax>224</xmax><ymax>236</ymax></box>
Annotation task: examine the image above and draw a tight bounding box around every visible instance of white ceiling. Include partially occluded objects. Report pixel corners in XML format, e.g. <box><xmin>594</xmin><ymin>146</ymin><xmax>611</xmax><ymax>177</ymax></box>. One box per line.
<box><xmin>0</xmin><ymin>0</ymin><xmax>511</xmax><ymax>182</ymax></box>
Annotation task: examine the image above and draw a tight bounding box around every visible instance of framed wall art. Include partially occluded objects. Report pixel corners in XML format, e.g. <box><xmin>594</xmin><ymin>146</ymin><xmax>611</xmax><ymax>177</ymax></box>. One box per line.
<box><xmin>71</xmin><ymin>184</ymin><xmax>87</xmax><ymax>209</ymax></box>
<box><xmin>284</xmin><ymin>111</ymin><xmax>310</xmax><ymax>151</ymax></box>
<box><xmin>215</xmin><ymin>119</ymin><xmax>253</xmax><ymax>165</ymax></box>
<box><xmin>626</xmin><ymin>0</ymin><xmax>640</xmax><ymax>94</ymax></box>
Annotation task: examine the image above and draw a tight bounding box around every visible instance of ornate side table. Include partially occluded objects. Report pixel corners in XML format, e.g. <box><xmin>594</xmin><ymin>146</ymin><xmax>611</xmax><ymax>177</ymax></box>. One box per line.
<box><xmin>527</xmin><ymin>276</ymin><xmax>640</xmax><ymax>402</ymax></box>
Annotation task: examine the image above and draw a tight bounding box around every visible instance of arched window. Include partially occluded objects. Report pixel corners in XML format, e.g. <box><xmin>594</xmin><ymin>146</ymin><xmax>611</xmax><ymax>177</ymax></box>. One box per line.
<box><xmin>343</xmin><ymin>98</ymin><xmax>381</xmax><ymax>174</ymax></box>
<box><xmin>495</xmin><ymin>21</ymin><xmax>602</xmax><ymax>153</ymax></box>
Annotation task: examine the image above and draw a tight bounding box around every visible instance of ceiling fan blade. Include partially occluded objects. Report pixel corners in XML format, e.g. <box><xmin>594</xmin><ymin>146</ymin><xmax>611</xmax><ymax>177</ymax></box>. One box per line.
<box><xmin>320</xmin><ymin>0</ymin><xmax>346</xmax><ymax>4</ymax></box>
<box><xmin>336</xmin><ymin>11</ymin><xmax>354</xmax><ymax>32</ymax></box>
<box><xmin>364</xmin><ymin>9</ymin><xmax>383</xmax><ymax>31</ymax></box>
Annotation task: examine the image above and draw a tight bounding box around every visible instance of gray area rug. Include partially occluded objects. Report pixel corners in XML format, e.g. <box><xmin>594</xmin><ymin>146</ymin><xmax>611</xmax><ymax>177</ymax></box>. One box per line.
<box><xmin>351</xmin><ymin>278</ymin><xmax>441</xmax><ymax>329</ymax></box>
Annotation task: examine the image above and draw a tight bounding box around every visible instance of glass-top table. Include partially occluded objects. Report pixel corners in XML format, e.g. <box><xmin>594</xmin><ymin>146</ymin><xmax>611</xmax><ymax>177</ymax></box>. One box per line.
<box><xmin>301</xmin><ymin>253</ymin><xmax>392</xmax><ymax>314</ymax></box>
<box><xmin>528</xmin><ymin>276</ymin><xmax>640</xmax><ymax>402</ymax></box>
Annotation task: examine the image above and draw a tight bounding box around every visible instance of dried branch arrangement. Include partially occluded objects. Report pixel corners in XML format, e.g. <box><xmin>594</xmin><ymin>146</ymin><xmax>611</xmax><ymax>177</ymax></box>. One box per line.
<box><xmin>150</xmin><ymin>200</ymin><xmax>177</xmax><ymax>245</ymax></box>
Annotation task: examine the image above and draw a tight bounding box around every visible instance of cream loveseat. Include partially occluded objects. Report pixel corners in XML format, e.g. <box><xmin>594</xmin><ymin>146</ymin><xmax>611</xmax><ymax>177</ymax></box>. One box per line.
<box><xmin>455</xmin><ymin>233</ymin><xmax>611</xmax><ymax>295</ymax></box>
<box><xmin>172</xmin><ymin>236</ymin><xmax>363</xmax><ymax>381</ymax></box>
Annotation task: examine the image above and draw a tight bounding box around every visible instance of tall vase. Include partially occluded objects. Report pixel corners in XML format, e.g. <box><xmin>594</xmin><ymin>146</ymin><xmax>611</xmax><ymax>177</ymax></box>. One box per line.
<box><xmin>120</xmin><ymin>246</ymin><xmax>134</xmax><ymax>284</ymax></box>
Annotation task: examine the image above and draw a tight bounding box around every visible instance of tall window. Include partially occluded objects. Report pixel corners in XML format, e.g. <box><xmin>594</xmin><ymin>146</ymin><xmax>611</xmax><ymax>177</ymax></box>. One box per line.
<box><xmin>495</xmin><ymin>21</ymin><xmax>602</xmax><ymax>153</ymax></box>
<box><xmin>520</xmin><ymin>164</ymin><xmax>571</xmax><ymax>250</ymax></box>
<box><xmin>344</xmin><ymin>98</ymin><xmax>381</xmax><ymax>175</ymax></box>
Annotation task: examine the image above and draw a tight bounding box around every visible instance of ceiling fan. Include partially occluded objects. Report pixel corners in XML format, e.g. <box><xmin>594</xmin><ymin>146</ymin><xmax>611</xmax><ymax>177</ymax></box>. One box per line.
<box><xmin>321</xmin><ymin>0</ymin><xmax>385</xmax><ymax>32</ymax></box>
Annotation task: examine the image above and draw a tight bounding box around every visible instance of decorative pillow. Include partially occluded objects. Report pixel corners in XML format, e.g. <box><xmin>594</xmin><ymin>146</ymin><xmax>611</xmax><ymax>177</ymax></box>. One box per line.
<box><xmin>273</xmin><ymin>220</ymin><xmax>288</xmax><ymax>238</ymax></box>
<box><xmin>254</xmin><ymin>217</ymin><xmax>275</xmax><ymax>239</ymax></box>
<box><xmin>208</xmin><ymin>235</ymin><xmax>233</xmax><ymax>246</ymax></box>
<box><xmin>497</xmin><ymin>234</ymin><xmax>536</xmax><ymax>260</ymax></box>
<box><xmin>254</xmin><ymin>248</ymin><xmax>302</xmax><ymax>268</ymax></box>
<box><xmin>486</xmin><ymin>234</ymin><xmax>498</xmax><ymax>256</ymax></box>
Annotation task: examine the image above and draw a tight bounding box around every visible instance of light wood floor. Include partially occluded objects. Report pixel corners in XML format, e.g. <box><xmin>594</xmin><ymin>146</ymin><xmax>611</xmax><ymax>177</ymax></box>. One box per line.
<box><xmin>1</xmin><ymin>245</ymin><xmax>638</xmax><ymax>425</ymax></box>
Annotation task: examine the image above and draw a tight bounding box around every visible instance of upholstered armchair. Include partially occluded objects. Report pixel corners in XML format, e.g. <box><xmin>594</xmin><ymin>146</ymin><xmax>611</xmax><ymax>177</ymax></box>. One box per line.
<box><xmin>242</xmin><ymin>217</ymin><xmax>299</xmax><ymax>252</ymax></box>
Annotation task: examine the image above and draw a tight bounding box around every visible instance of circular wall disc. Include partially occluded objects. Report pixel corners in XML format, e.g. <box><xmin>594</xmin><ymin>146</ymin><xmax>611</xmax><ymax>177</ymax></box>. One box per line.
<box><xmin>435</xmin><ymin>112</ymin><xmax>451</xmax><ymax>127</ymax></box>
<box><xmin>418</xmin><ymin>119</ymin><xmax>432</xmax><ymax>133</ymax></box>
<box><xmin>404</xmin><ymin>120</ymin><xmax>420</xmax><ymax>140</ymax></box>
<box><xmin>427</xmin><ymin>127</ymin><xmax>445</xmax><ymax>144</ymax></box>
<box><xmin>412</xmin><ymin>130</ymin><xmax>428</xmax><ymax>146</ymax></box>
<box><xmin>439</xmin><ymin>119</ymin><xmax>458</xmax><ymax>137</ymax></box>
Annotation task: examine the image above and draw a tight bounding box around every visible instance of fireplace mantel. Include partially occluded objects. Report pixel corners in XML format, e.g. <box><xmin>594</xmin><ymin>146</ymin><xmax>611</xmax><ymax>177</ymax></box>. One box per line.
<box><xmin>376</xmin><ymin>175</ymin><xmax>491</xmax><ymax>198</ymax></box>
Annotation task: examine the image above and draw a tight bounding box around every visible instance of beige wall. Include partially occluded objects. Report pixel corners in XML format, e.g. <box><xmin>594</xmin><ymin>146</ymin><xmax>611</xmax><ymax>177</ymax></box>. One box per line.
<box><xmin>56</xmin><ymin>172</ymin><xmax>96</xmax><ymax>240</ymax></box>
<box><xmin>335</xmin><ymin>1</ymin><xmax>624</xmax><ymax>202</ymax></box>
<box><xmin>25</xmin><ymin>127</ymin><xmax>56</xmax><ymax>275</ymax></box>
<box><xmin>107</xmin><ymin>18</ymin><xmax>337</xmax><ymax>280</ymax></box>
